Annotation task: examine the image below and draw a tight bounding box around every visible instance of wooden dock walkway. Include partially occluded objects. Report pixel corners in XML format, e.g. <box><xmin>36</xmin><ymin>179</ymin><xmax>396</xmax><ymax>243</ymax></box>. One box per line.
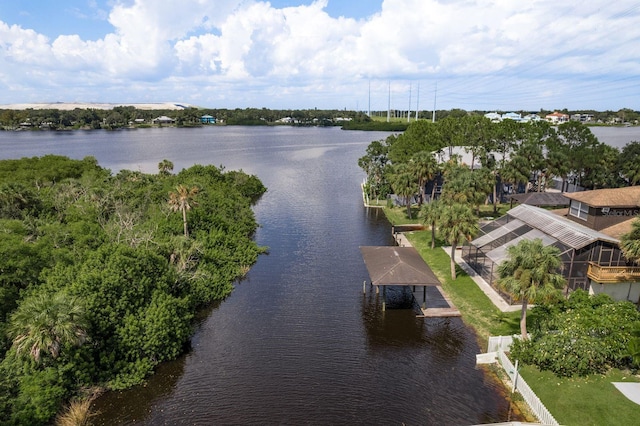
<box><xmin>413</xmin><ymin>285</ymin><xmax>461</xmax><ymax>318</ymax></box>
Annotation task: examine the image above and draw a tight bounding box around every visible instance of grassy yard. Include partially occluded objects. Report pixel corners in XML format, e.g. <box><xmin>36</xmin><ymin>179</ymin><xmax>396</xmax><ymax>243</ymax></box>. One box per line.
<box><xmin>382</xmin><ymin>206</ymin><xmax>640</xmax><ymax>424</ymax></box>
<box><xmin>520</xmin><ymin>366</ymin><xmax>640</xmax><ymax>425</ymax></box>
<box><xmin>382</xmin><ymin>203</ymin><xmax>511</xmax><ymax>226</ymax></box>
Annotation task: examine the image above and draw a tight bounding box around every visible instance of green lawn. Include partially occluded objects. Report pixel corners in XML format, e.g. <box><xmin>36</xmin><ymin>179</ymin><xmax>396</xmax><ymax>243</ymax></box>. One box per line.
<box><xmin>383</xmin><ymin>208</ymin><xmax>640</xmax><ymax>424</ymax></box>
<box><xmin>519</xmin><ymin>366</ymin><xmax>640</xmax><ymax>425</ymax></box>
<box><xmin>383</xmin><ymin>203</ymin><xmax>511</xmax><ymax>226</ymax></box>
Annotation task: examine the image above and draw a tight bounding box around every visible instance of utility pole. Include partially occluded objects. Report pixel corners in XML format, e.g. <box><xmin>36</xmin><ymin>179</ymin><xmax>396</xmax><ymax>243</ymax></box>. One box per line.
<box><xmin>387</xmin><ymin>81</ymin><xmax>391</xmax><ymax>123</ymax></box>
<box><xmin>415</xmin><ymin>82</ymin><xmax>420</xmax><ymax>121</ymax></box>
<box><xmin>407</xmin><ymin>83</ymin><xmax>412</xmax><ymax>123</ymax></box>
<box><xmin>432</xmin><ymin>81</ymin><xmax>437</xmax><ymax>123</ymax></box>
<box><xmin>368</xmin><ymin>80</ymin><xmax>371</xmax><ymax>117</ymax></box>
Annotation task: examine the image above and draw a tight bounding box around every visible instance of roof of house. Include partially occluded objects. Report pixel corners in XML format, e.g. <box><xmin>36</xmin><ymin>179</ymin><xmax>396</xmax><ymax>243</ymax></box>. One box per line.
<box><xmin>507</xmin><ymin>204</ymin><xmax>619</xmax><ymax>247</ymax></box>
<box><xmin>550</xmin><ymin>207</ymin><xmax>636</xmax><ymax>239</ymax></box>
<box><xmin>563</xmin><ymin>186</ymin><xmax>640</xmax><ymax>208</ymax></box>
<box><xmin>510</xmin><ymin>192</ymin><xmax>570</xmax><ymax>207</ymax></box>
<box><xmin>471</xmin><ymin>205</ymin><xmax>620</xmax><ymax>260</ymax></box>
<box><xmin>599</xmin><ymin>218</ymin><xmax>637</xmax><ymax>239</ymax></box>
<box><xmin>153</xmin><ymin>115</ymin><xmax>174</xmax><ymax>121</ymax></box>
<box><xmin>546</xmin><ymin>111</ymin><xmax>569</xmax><ymax>117</ymax></box>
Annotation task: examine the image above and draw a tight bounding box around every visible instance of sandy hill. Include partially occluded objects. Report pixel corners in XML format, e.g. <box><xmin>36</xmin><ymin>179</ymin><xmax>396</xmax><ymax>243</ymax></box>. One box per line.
<box><xmin>0</xmin><ymin>102</ymin><xmax>198</xmax><ymax>110</ymax></box>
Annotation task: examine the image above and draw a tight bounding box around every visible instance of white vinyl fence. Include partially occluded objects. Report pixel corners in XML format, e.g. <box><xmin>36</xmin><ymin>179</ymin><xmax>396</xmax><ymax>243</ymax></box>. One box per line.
<box><xmin>487</xmin><ymin>335</ymin><xmax>515</xmax><ymax>352</ymax></box>
<box><xmin>492</xmin><ymin>345</ymin><xmax>559</xmax><ymax>426</ymax></box>
<box><xmin>479</xmin><ymin>336</ymin><xmax>559</xmax><ymax>426</ymax></box>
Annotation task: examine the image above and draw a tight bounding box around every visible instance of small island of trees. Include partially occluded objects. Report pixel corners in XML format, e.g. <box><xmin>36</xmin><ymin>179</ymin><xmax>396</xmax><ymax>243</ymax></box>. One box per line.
<box><xmin>0</xmin><ymin>155</ymin><xmax>266</xmax><ymax>424</ymax></box>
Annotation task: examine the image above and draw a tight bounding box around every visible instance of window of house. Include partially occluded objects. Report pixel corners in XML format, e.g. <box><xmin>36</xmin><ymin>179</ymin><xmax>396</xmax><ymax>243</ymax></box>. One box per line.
<box><xmin>569</xmin><ymin>200</ymin><xmax>588</xmax><ymax>220</ymax></box>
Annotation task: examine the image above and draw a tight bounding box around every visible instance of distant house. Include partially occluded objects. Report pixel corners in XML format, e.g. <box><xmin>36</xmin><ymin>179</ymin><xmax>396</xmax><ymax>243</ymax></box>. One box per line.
<box><xmin>484</xmin><ymin>112</ymin><xmax>502</xmax><ymax>122</ymax></box>
<box><xmin>463</xmin><ymin>186</ymin><xmax>640</xmax><ymax>304</ymax></box>
<box><xmin>152</xmin><ymin>116</ymin><xmax>175</xmax><ymax>124</ymax></box>
<box><xmin>545</xmin><ymin>111</ymin><xmax>569</xmax><ymax>124</ymax></box>
<box><xmin>501</xmin><ymin>112</ymin><xmax>522</xmax><ymax>122</ymax></box>
<box><xmin>521</xmin><ymin>113</ymin><xmax>542</xmax><ymax>123</ymax></box>
<box><xmin>570</xmin><ymin>113</ymin><xmax>594</xmax><ymax>123</ymax></box>
<box><xmin>200</xmin><ymin>115</ymin><xmax>216</xmax><ymax>124</ymax></box>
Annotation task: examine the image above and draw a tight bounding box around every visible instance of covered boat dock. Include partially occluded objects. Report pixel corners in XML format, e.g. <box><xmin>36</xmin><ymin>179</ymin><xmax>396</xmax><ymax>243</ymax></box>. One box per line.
<box><xmin>360</xmin><ymin>246</ymin><xmax>460</xmax><ymax>317</ymax></box>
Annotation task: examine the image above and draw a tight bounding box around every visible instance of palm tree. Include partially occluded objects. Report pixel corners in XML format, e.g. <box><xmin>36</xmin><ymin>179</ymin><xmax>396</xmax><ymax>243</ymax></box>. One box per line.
<box><xmin>389</xmin><ymin>163</ymin><xmax>419</xmax><ymax>219</ymax></box>
<box><xmin>168</xmin><ymin>184</ymin><xmax>199</xmax><ymax>238</ymax></box>
<box><xmin>8</xmin><ymin>292</ymin><xmax>89</xmax><ymax>363</ymax></box>
<box><xmin>620</xmin><ymin>141</ymin><xmax>640</xmax><ymax>186</ymax></box>
<box><xmin>620</xmin><ymin>218</ymin><xmax>640</xmax><ymax>263</ymax></box>
<box><xmin>409</xmin><ymin>151</ymin><xmax>438</xmax><ymax>204</ymax></box>
<box><xmin>441</xmin><ymin>157</ymin><xmax>474</xmax><ymax>204</ymax></box>
<box><xmin>158</xmin><ymin>159</ymin><xmax>174</xmax><ymax>176</ymax></box>
<box><xmin>438</xmin><ymin>203</ymin><xmax>478</xmax><ymax>280</ymax></box>
<box><xmin>420</xmin><ymin>199</ymin><xmax>441</xmax><ymax>249</ymax></box>
<box><xmin>497</xmin><ymin>239</ymin><xmax>566</xmax><ymax>339</ymax></box>
<box><xmin>470</xmin><ymin>167</ymin><xmax>494</xmax><ymax>215</ymax></box>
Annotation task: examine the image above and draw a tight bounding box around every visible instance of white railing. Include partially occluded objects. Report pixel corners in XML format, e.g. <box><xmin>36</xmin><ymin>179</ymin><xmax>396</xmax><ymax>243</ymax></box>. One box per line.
<box><xmin>496</xmin><ymin>349</ymin><xmax>559</xmax><ymax>426</ymax></box>
<box><xmin>487</xmin><ymin>335</ymin><xmax>515</xmax><ymax>352</ymax></box>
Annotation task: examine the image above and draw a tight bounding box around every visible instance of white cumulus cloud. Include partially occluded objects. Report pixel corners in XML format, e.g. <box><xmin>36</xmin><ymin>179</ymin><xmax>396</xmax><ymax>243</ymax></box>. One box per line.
<box><xmin>0</xmin><ymin>0</ymin><xmax>638</xmax><ymax>109</ymax></box>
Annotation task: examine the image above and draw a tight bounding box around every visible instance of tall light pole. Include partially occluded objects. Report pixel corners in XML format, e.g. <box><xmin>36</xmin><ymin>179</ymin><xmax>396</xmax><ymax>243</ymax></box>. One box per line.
<box><xmin>432</xmin><ymin>81</ymin><xmax>437</xmax><ymax>123</ymax></box>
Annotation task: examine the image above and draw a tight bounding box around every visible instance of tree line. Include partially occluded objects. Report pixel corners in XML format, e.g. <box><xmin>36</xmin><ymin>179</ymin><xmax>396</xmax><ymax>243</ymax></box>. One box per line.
<box><xmin>0</xmin><ymin>155</ymin><xmax>266</xmax><ymax>424</ymax></box>
<box><xmin>0</xmin><ymin>106</ymin><xmax>370</xmax><ymax>130</ymax></box>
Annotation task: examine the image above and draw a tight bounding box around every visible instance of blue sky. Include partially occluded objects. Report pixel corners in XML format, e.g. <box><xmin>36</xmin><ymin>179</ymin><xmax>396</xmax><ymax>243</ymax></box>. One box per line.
<box><xmin>1</xmin><ymin>0</ymin><xmax>639</xmax><ymax>111</ymax></box>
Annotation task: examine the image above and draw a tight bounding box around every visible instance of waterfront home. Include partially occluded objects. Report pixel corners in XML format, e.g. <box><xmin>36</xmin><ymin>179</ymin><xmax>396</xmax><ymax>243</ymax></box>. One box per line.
<box><xmin>545</xmin><ymin>111</ymin><xmax>570</xmax><ymax>124</ymax></box>
<box><xmin>200</xmin><ymin>115</ymin><xmax>216</xmax><ymax>124</ymax></box>
<box><xmin>152</xmin><ymin>115</ymin><xmax>175</xmax><ymax>124</ymax></box>
<box><xmin>501</xmin><ymin>112</ymin><xmax>522</xmax><ymax>122</ymax></box>
<box><xmin>463</xmin><ymin>186</ymin><xmax>640</xmax><ymax>304</ymax></box>
<box><xmin>484</xmin><ymin>112</ymin><xmax>502</xmax><ymax>122</ymax></box>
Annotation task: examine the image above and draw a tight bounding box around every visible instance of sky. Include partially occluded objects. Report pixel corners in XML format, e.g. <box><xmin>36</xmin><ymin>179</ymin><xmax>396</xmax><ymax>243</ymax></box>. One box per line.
<box><xmin>1</xmin><ymin>0</ymin><xmax>639</xmax><ymax>111</ymax></box>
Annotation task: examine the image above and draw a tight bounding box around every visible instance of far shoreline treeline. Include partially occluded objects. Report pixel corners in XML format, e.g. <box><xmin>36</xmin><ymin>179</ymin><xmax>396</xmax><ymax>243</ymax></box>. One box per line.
<box><xmin>0</xmin><ymin>106</ymin><xmax>638</xmax><ymax>131</ymax></box>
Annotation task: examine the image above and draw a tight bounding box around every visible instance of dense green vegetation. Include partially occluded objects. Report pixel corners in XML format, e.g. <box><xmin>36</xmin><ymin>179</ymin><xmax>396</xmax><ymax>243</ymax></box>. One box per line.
<box><xmin>0</xmin><ymin>155</ymin><xmax>266</xmax><ymax>424</ymax></box>
<box><xmin>360</xmin><ymin>118</ymin><xmax>640</xmax><ymax>210</ymax></box>
<box><xmin>341</xmin><ymin>120</ymin><xmax>409</xmax><ymax>131</ymax></box>
<box><xmin>511</xmin><ymin>291</ymin><xmax>640</xmax><ymax>377</ymax></box>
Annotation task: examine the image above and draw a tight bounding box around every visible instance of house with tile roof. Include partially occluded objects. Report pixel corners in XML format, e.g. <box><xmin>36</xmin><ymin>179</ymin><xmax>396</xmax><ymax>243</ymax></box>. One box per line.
<box><xmin>545</xmin><ymin>111</ymin><xmax>570</xmax><ymax>124</ymax></box>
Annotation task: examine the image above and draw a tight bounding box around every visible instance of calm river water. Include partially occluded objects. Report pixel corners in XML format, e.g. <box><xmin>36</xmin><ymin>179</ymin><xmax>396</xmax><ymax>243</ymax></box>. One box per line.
<box><xmin>1</xmin><ymin>125</ymin><xmax>637</xmax><ymax>425</ymax></box>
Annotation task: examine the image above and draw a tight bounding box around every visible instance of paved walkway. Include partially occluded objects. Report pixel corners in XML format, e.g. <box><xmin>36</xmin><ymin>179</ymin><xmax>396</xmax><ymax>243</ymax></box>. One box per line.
<box><xmin>446</xmin><ymin>246</ymin><xmax>522</xmax><ymax>313</ymax></box>
<box><xmin>613</xmin><ymin>382</ymin><xmax>640</xmax><ymax>406</ymax></box>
